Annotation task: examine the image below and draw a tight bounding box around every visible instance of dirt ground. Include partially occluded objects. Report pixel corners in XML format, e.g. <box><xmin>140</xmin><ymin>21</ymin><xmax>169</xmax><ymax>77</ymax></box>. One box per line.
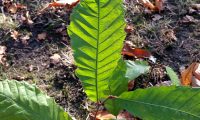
<box><xmin>125</xmin><ymin>0</ymin><xmax>200</xmax><ymax>88</ymax></box>
<box><xmin>0</xmin><ymin>0</ymin><xmax>199</xmax><ymax>119</ymax></box>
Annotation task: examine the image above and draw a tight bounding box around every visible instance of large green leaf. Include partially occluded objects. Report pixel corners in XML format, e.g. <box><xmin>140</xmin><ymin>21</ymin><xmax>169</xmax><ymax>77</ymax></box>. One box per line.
<box><xmin>68</xmin><ymin>0</ymin><xmax>126</xmax><ymax>102</ymax></box>
<box><xmin>0</xmin><ymin>80</ymin><xmax>71</xmax><ymax>120</ymax></box>
<box><xmin>105</xmin><ymin>59</ymin><xmax>128</xmax><ymax>115</ymax></box>
<box><xmin>106</xmin><ymin>86</ymin><xmax>200</xmax><ymax>120</ymax></box>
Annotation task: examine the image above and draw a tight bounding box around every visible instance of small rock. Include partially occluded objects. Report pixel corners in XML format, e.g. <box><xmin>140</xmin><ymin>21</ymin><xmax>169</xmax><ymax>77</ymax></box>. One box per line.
<box><xmin>50</xmin><ymin>54</ymin><xmax>61</xmax><ymax>64</ymax></box>
<box><xmin>37</xmin><ymin>32</ymin><xmax>47</xmax><ymax>41</ymax></box>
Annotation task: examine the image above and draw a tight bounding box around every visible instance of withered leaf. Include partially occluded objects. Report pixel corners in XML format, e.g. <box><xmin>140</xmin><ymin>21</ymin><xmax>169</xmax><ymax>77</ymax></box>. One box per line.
<box><xmin>155</xmin><ymin>0</ymin><xmax>163</xmax><ymax>11</ymax></box>
<box><xmin>48</xmin><ymin>0</ymin><xmax>80</xmax><ymax>9</ymax></box>
<box><xmin>89</xmin><ymin>111</ymin><xmax>116</xmax><ymax>120</ymax></box>
<box><xmin>181</xmin><ymin>63</ymin><xmax>197</xmax><ymax>86</ymax></box>
<box><xmin>139</xmin><ymin>0</ymin><xmax>163</xmax><ymax>11</ymax></box>
<box><xmin>140</xmin><ymin>0</ymin><xmax>156</xmax><ymax>10</ymax></box>
<box><xmin>122</xmin><ymin>43</ymin><xmax>151</xmax><ymax>58</ymax></box>
<box><xmin>89</xmin><ymin>110</ymin><xmax>134</xmax><ymax>120</ymax></box>
<box><xmin>39</xmin><ymin>0</ymin><xmax>79</xmax><ymax>14</ymax></box>
<box><xmin>8</xmin><ymin>3</ymin><xmax>27</xmax><ymax>14</ymax></box>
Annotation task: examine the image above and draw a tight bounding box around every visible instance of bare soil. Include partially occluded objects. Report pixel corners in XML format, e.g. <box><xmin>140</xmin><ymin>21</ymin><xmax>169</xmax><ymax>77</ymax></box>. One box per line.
<box><xmin>0</xmin><ymin>0</ymin><xmax>199</xmax><ymax>119</ymax></box>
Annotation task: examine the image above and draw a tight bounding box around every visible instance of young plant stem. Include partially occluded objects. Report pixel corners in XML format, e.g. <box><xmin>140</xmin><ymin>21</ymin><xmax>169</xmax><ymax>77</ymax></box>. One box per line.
<box><xmin>94</xmin><ymin>95</ymin><xmax>118</xmax><ymax>119</ymax></box>
<box><xmin>94</xmin><ymin>102</ymin><xmax>101</xmax><ymax>119</ymax></box>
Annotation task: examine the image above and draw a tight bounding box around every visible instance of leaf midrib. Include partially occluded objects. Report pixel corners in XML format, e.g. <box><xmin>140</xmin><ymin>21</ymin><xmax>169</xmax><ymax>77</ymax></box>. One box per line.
<box><xmin>118</xmin><ymin>98</ymin><xmax>200</xmax><ymax>119</ymax></box>
<box><xmin>95</xmin><ymin>0</ymin><xmax>100</xmax><ymax>102</ymax></box>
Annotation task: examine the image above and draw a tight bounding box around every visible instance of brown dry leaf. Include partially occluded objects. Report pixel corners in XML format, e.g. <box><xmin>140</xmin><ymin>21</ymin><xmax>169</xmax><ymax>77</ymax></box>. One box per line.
<box><xmin>155</xmin><ymin>0</ymin><xmax>163</xmax><ymax>11</ymax></box>
<box><xmin>8</xmin><ymin>4</ymin><xmax>18</xmax><ymax>14</ymax></box>
<box><xmin>122</xmin><ymin>42</ymin><xmax>151</xmax><ymax>58</ymax></box>
<box><xmin>48</xmin><ymin>0</ymin><xmax>80</xmax><ymax>8</ymax></box>
<box><xmin>140</xmin><ymin>0</ymin><xmax>156</xmax><ymax>11</ymax></box>
<box><xmin>90</xmin><ymin>110</ymin><xmax>134</xmax><ymax>120</ymax></box>
<box><xmin>10</xmin><ymin>30</ymin><xmax>19</xmax><ymax>40</ymax></box>
<box><xmin>139</xmin><ymin>0</ymin><xmax>163</xmax><ymax>11</ymax></box>
<box><xmin>181</xmin><ymin>63</ymin><xmax>197</xmax><ymax>86</ymax></box>
<box><xmin>117</xmin><ymin>111</ymin><xmax>134</xmax><ymax>119</ymax></box>
<box><xmin>89</xmin><ymin>111</ymin><xmax>116</xmax><ymax>120</ymax></box>
<box><xmin>37</xmin><ymin>32</ymin><xmax>47</xmax><ymax>41</ymax></box>
<box><xmin>39</xmin><ymin>0</ymin><xmax>79</xmax><ymax>14</ymax></box>
<box><xmin>8</xmin><ymin>3</ymin><xmax>27</xmax><ymax>14</ymax></box>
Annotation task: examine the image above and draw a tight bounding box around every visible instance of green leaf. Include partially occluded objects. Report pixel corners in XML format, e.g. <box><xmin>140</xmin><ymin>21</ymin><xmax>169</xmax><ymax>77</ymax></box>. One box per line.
<box><xmin>68</xmin><ymin>0</ymin><xmax>126</xmax><ymax>102</ymax></box>
<box><xmin>109</xmin><ymin>59</ymin><xmax>128</xmax><ymax>96</ymax></box>
<box><xmin>105</xmin><ymin>59</ymin><xmax>129</xmax><ymax>116</ymax></box>
<box><xmin>166</xmin><ymin>66</ymin><xmax>180</xmax><ymax>86</ymax></box>
<box><xmin>0</xmin><ymin>80</ymin><xmax>72</xmax><ymax>120</ymax></box>
<box><xmin>125</xmin><ymin>60</ymin><xmax>150</xmax><ymax>80</ymax></box>
<box><xmin>107</xmin><ymin>86</ymin><xmax>200</xmax><ymax>120</ymax></box>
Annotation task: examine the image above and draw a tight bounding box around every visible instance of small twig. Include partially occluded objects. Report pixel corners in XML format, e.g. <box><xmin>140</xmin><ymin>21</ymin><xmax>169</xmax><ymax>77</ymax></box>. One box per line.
<box><xmin>102</xmin><ymin>95</ymin><xmax>117</xmax><ymax>105</ymax></box>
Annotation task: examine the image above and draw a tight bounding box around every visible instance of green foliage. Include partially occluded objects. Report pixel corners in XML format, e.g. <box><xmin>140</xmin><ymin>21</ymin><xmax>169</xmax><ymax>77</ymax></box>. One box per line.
<box><xmin>0</xmin><ymin>80</ymin><xmax>71</xmax><ymax>120</ymax></box>
<box><xmin>68</xmin><ymin>0</ymin><xmax>200</xmax><ymax>120</ymax></box>
<box><xmin>125</xmin><ymin>60</ymin><xmax>150</xmax><ymax>80</ymax></box>
<box><xmin>68</xmin><ymin>0</ymin><xmax>126</xmax><ymax>102</ymax></box>
<box><xmin>108</xmin><ymin>59</ymin><xmax>128</xmax><ymax>96</ymax></box>
<box><xmin>166</xmin><ymin>66</ymin><xmax>180</xmax><ymax>86</ymax></box>
<box><xmin>107</xmin><ymin>86</ymin><xmax>200</xmax><ymax>120</ymax></box>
